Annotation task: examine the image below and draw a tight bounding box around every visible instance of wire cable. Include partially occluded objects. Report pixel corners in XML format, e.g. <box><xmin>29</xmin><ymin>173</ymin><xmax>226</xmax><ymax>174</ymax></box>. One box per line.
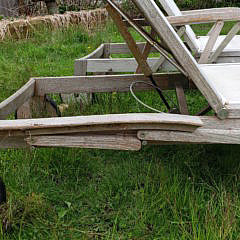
<box><xmin>130</xmin><ymin>81</ymin><xmax>179</xmax><ymax>113</ymax></box>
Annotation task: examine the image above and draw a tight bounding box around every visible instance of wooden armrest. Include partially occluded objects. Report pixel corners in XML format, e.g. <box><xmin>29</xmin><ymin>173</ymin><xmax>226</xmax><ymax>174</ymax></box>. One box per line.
<box><xmin>181</xmin><ymin>7</ymin><xmax>239</xmax><ymax>16</ymax></box>
<box><xmin>168</xmin><ymin>8</ymin><xmax>240</xmax><ymax>26</ymax></box>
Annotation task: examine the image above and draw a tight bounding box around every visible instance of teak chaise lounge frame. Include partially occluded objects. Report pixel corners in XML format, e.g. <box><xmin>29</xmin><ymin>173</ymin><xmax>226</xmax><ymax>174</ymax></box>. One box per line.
<box><xmin>2</xmin><ymin>0</ymin><xmax>240</xmax><ymax>205</ymax></box>
<box><xmin>158</xmin><ymin>0</ymin><xmax>240</xmax><ymax>64</ymax></box>
<box><xmin>75</xmin><ymin>2</ymin><xmax>240</xmax><ymax>78</ymax></box>
<box><xmin>2</xmin><ymin>0</ymin><xmax>240</xmax><ymax>153</ymax></box>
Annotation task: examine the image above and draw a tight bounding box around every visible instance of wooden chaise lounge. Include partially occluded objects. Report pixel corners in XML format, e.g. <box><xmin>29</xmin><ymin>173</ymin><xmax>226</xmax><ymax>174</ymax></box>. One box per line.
<box><xmin>2</xmin><ymin>0</ymin><xmax>240</xmax><ymax>204</ymax></box>
<box><xmin>1</xmin><ymin>0</ymin><xmax>240</xmax><ymax>152</ymax></box>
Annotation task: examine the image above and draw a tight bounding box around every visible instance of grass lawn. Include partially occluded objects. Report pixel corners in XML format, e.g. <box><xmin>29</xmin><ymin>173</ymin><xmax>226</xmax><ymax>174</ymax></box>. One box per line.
<box><xmin>0</xmin><ymin>21</ymin><xmax>240</xmax><ymax>239</ymax></box>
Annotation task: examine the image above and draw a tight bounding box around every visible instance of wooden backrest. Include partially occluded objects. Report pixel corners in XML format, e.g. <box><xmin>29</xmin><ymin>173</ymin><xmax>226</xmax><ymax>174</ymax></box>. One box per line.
<box><xmin>132</xmin><ymin>0</ymin><xmax>224</xmax><ymax>114</ymax></box>
<box><xmin>158</xmin><ymin>0</ymin><xmax>199</xmax><ymax>52</ymax></box>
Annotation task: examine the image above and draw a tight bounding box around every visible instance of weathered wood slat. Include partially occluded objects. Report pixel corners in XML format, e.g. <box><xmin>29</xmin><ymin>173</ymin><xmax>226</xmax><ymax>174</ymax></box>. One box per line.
<box><xmin>167</xmin><ymin>8</ymin><xmax>240</xmax><ymax>26</ymax></box>
<box><xmin>26</xmin><ymin>134</ymin><xmax>142</xmax><ymax>151</ymax></box>
<box><xmin>16</xmin><ymin>100</ymin><xmax>32</xmax><ymax>119</ymax></box>
<box><xmin>109</xmin><ymin>42</ymin><xmax>158</xmax><ymax>54</ymax></box>
<box><xmin>181</xmin><ymin>7</ymin><xmax>239</xmax><ymax>16</ymax></box>
<box><xmin>151</xmin><ymin>26</ymin><xmax>186</xmax><ymax>73</ymax></box>
<box><xmin>127</xmin><ymin>8</ymin><xmax>240</xmax><ymax>26</ymax></box>
<box><xmin>26</xmin><ymin>123</ymin><xmax>198</xmax><ymax>136</ymax></box>
<box><xmin>209</xmin><ymin>22</ymin><xmax>240</xmax><ymax>63</ymax></box>
<box><xmin>133</xmin><ymin>0</ymin><xmax>225</xmax><ymax>117</ymax></box>
<box><xmin>138</xmin><ymin>129</ymin><xmax>240</xmax><ymax>144</ymax></box>
<box><xmin>200</xmin><ymin>115</ymin><xmax>240</xmax><ymax>129</ymax></box>
<box><xmin>2</xmin><ymin>115</ymin><xmax>240</xmax><ymax>147</ymax></box>
<box><xmin>136</xmin><ymin>29</ymin><xmax>157</xmax><ymax>73</ymax></box>
<box><xmin>0</xmin><ymin>79</ymin><xmax>35</xmax><ymax>120</ymax></box>
<box><xmin>0</xmin><ymin>135</ymin><xmax>27</xmax><ymax>148</ymax></box>
<box><xmin>78</xmin><ymin>44</ymin><xmax>104</xmax><ymax>60</ymax></box>
<box><xmin>198</xmin><ymin>21</ymin><xmax>224</xmax><ymax>64</ymax></box>
<box><xmin>0</xmin><ymin>113</ymin><xmax>203</xmax><ymax>131</ymax></box>
<box><xmin>84</xmin><ymin>58</ymin><xmax>176</xmax><ymax>73</ymax></box>
<box><xmin>5</xmin><ymin>114</ymin><xmax>240</xmax><ymax>137</ymax></box>
<box><xmin>106</xmin><ymin>4</ymin><xmax>153</xmax><ymax>77</ymax></box>
<box><xmin>35</xmin><ymin>73</ymin><xmax>188</xmax><ymax>96</ymax></box>
<box><xmin>224</xmin><ymin>105</ymin><xmax>240</xmax><ymax>119</ymax></box>
<box><xmin>175</xmin><ymin>82</ymin><xmax>189</xmax><ymax>115</ymax></box>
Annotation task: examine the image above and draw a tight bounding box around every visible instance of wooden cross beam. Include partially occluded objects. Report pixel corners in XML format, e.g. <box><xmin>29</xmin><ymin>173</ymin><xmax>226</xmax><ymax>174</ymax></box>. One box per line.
<box><xmin>106</xmin><ymin>3</ymin><xmax>173</xmax><ymax>111</ymax></box>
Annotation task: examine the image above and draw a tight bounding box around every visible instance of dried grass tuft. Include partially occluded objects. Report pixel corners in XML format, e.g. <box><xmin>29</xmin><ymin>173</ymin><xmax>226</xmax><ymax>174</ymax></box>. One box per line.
<box><xmin>0</xmin><ymin>8</ymin><xmax>108</xmax><ymax>40</ymax></box>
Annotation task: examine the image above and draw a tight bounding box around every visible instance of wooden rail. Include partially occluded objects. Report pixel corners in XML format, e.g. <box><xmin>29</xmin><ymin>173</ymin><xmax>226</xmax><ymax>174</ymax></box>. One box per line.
<box><xmin>1</xmin><ymin>39</ymin><xmax>240</xmax><ymax>149</ymax></box>
<box><xmin>35</xmin><ymin>73</ymin><xmax>187</xmax><ymax>96</ymax></box>
<box><xmin>0</xmin><ymin>113</ymin><xmax>203</xmax><ymax>150</ymax></box>
<box><xmin>0</xmin><ymin>79</ymin><xmax>35</xmax><ymax>120</ymax></box>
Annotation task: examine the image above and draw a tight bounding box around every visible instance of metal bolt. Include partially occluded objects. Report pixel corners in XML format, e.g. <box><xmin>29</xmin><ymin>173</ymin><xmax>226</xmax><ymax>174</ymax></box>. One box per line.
<box><xmin>139</xmin><ymin>133</ymin><xmax>145</xmax><ymax>139</ymax></box>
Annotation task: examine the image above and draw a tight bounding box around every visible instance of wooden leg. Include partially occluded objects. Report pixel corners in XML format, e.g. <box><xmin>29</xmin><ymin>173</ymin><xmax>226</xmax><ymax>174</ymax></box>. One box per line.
<box><xmin>107</xmin><ymin>4</ymin><xmax>172</xmax><ymax>111</ymax></box>
<box><xmin>31</xmin><ymin>96</ymin><xmax>58</xmax><ymax>118</ymax></box>
<box><xmin>175</xmin><ymin>82</ymin><xmax>189</xmax><ymax>115</ymax></box>
<box><xmin>16</xmin><ymin>100</ymin><xmax>32</xmax><ymax>119</ymax></box>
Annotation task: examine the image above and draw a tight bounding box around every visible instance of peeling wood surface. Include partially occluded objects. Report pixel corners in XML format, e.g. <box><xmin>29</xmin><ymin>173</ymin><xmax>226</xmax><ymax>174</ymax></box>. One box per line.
<box><xmin>2</xmin><ymin>115</ymin><xmax>240</xmax><ymax>148</ymax></box>
<box><xmin>26</xmin><ymin>123</ymin><xmax>198</xmax><ymax>136</ymax></box>
<box><xmin>26</xmin><ymin>134</ymin><xmax>142</xmax><ymax>151</ymax></box>
<box><xmin>0</xmin><ymin>113</ymin><xmax>203</xmax><ymax>131</ymax></box>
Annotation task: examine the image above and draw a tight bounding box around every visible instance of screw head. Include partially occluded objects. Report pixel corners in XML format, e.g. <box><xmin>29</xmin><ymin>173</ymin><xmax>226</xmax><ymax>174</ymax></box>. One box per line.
<box><xmin>139</xmin><ymin>133</ymin><xmax>145</xmax><ymax>139</ymax></box>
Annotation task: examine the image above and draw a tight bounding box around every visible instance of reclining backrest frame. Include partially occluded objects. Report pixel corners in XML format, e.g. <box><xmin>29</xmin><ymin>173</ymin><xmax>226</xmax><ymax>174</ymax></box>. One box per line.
<box><xmin>132</xmin><ymin>0</ymin><xmax>227</xmax><ymax>118</ymax></box>
<box><xmin>158</xmin><ymin>0</ymin><xmax>199</xmax><ymax>52</ymax></box>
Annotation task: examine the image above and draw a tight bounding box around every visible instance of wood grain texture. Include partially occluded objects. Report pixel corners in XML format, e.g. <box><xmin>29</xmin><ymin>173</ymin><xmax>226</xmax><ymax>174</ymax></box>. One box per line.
<box><xmin>181</xmin><ymin>7</ymin><xmax>240</xmax><ymax>16</ymax></box>
<box><xmin>138</xmin><ymin>114</ymin><xmax>240</xmax><ymax>144</ymax></box>
<box><xmin>16</xmin><ymin>100</ymin><xmax>32</xmax><ymax>119</ymax></box>
<box><xmin>109</xmin><ymin>42</ymin><xmax>158</xmax><ymax>54</ymax></box>
<box><xmin>2</xmin><ymin>115</ymin><xmax>240</xmax><ymax>147</ymax></box>
<box><xmin>198</xmin><ymin>21</ymin><xmax>224</xmax><ymax>64</ymax></box>
<box><xmin>133</xmin><ymin>0</ymin><xmax>225</xmax><ymax>116</ymax></box>
<box><xmin>35</xmin><ymin>73</ymin><xmax>188</xmax><ymax>95</ymax></box>
<box><xmin>26</xmin><ymin>123</ymin><xmax>198</xmax><ymax>136</ymax></box>
<box><xmin>74</xmin><ymin>59</ymin><xmax>87</xmax><ymax>76</ymax></box>
<box><xmin>0</xmin><ymin>113</ymin><xmax>203</xmax><ymax>131</ymax></box>
<box><xmin>0</xmin><ymin>135</ymin><xmax>27</xmax><ymax>148</ymax></box>
<box><xmin>167</xmin><ymin>8</ymin><xmax>240</xmax><ymax>26</ymax></box>
<box><xmin>0</xmin><ymin>79</ymin><xmax>35</xmax><ymax>120</ymax></box>
<box><xmin>84</xmin><ymin>58</ymin><xmax>177</xmax><ymax>73</ymax></box>
<box><xmin>158</xmin><ymin>0</ymin><xmax>199</xmax><ymax>52</ymax></box>
<box><xmin>138</xmin><ymin>129</ymin><xmax>240</xmax><ymax>144</ymax></box>
<box><xmin>175</xmin><ymin>82</ymin><xmax>189</xmax><ymax>115</ymax></box>
<box><xmin>152</xmin><ymin>26</ymin><xmax>186</xmax><ymax>72</ymax></box>
<box><xmin>136</xmin><ymin>28</ymin><xmax>157</xmax><ymax>73</ymax></box>
<box><xmin>77</xmin><ymin>44</ymin><xmax>104</xmax><ymax>60</ymax></box>
<box><xmin>26</xmin><ymin>134</ymin><xmax>142</xmax><ymax>151</ymax></box>
<box><xmin>209</xmin><ymin>22</ymin><xmax>240</xmax><ymax>63</ymax></box>
<box><xmin>106</xmin><ymin>4</ymin><xmax>153</xmax><ymax>77</ymax></box>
